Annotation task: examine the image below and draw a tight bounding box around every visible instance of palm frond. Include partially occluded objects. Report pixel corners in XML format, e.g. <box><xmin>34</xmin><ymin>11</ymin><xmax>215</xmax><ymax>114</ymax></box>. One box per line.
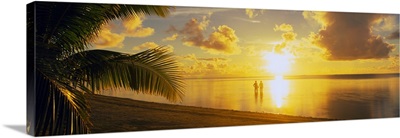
<box><xmin>127</xmin><ymin>48</ymin><xmax>185</xmax><ymax>102</ymax></box>
<box><xmin>29</xmin><ymin>2</ymin><xmax>178</xmax><ymax>135</ymax></box>
<box><xmin>65</xmin><ymin>47</ymin><xmax>185</xmax><ymax>102</ymax></box>
<box><xmin>35</xmin><ymin>70</ymin><xmax>90</xmax><ymax>136</ymax></box>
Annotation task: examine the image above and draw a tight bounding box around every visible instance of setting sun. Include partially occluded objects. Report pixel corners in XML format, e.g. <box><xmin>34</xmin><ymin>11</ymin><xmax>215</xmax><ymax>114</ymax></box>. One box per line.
<box><xmin>264</xmin><ymin>52</ymin><xmax>294</xmax><ymax>76</ymax></box>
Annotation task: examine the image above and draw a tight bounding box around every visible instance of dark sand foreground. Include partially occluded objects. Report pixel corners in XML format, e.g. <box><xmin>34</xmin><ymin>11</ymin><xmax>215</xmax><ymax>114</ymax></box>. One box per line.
<box><xmin>89</xmin><ymin>94</ymin><xmax>331</xmax><ymax>133</ymax></box>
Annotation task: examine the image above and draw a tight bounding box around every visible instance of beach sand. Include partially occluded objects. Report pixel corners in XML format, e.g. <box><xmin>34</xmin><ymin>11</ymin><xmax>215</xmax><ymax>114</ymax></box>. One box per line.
<box><xmin>88</xmin><ymin>94</ymin><xmax>331</xmax><ymax>133</ymax></box>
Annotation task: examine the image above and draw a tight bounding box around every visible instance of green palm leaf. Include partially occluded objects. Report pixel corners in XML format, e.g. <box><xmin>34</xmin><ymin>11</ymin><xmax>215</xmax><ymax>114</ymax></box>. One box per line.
<box><xmin>67</xmin><ymin>47</ymin><xmax>185</xmax><ymax>102</ymax></box>
<box><xmin>28</xmin><ymin>1</ymin><xmax>180</xmax><ymax>135</ymax></box>
<box><xmin>35</xmin><ymin>71</ymin><xmax>90</xmax><ymax>135</ymax></box>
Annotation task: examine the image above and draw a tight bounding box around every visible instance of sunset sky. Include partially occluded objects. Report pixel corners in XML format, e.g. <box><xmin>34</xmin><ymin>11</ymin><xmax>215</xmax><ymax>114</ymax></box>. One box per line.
<box><xmin>91</xmin><ymin>7</ymin><xmax>399</xmax><ymax>78</ymax></box>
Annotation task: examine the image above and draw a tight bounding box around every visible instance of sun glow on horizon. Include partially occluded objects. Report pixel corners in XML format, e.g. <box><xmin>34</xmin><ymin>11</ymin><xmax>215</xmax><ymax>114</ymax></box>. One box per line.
<box><xmin>263</xmin><ymin>52</ymin><xmax>294</xmax><ymax>76</ymax></box>
<box><xmin>274</xmin><ymin>75</ymin><xmax>284</xmax><ymax>80</ymax></box>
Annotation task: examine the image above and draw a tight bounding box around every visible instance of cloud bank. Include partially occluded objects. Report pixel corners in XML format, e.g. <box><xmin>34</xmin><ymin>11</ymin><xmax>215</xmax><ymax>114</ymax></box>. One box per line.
<box><xmin>169</xmin><ymin>16</ymin><xmax>241</xmax><ymax>55</ymax></box>
<box><xmin>92</xmin><ymin>15</ymin><xmax>155</xmax><ymax>48</ymax></box>
<box><xmin>272</xmin><ymin>23</ymin><xmax>297</xmax><ymax>54</ymax></box>
<box><xmin>305</xmin><ymin>12</ymin><xmax>395</xmax><ymax>60</ymax></box>
<box><xmin>179</xmin><ymin>54</ymin><xmax>264</xmax><ymax>77</ymax></box>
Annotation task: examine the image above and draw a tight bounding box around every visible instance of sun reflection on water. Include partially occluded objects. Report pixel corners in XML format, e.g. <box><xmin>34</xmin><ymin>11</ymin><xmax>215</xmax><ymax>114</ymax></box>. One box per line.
<box><xmin>269</xmin><ymin>76</ymin><xmax>290</xmax><ymax>108</ymax></box>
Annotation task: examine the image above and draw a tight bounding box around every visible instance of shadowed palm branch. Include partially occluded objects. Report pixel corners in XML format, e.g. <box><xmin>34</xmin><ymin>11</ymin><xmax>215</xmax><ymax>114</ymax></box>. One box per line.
<box><xmin>27</xmin><ymin>2</ymin><xmax>182</xmax><ymax>136</ymax></box>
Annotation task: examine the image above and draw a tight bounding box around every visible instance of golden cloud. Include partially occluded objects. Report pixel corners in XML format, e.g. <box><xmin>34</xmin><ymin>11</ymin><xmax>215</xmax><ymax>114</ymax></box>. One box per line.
<box><xmin>170</xmin><ymin>16</ymin><xmax>241</xmax><ymax>55</ymax></box>
<box><xmin>181</xmin><ymin>53</ymin><xmax>197</xmax><ymax>61</ymax></box>
<box><xmin>162</xmin><ymin>33</ymin><xmax>179</xmax><ymax>41</ymax></box>
<box><xmin>246</xmin><ymin>9</ymin><xmax>256</xmax><ymax>19</ymax></box>
<box><xmin>181</xmin><ymin>54</ymin><xmax>228</xmax><ymax>62</ymax></box>
<box><xmin>92</xmin><ymin>25</ymin><xmax>125</xmax><ymax>48</ymax></box>
<box><xmin>282</xmin><ymin>32</ymin><xmax>297</xmax><ymax>41</ymax></box>
<box><xmin>273</xmin><ymin>42</ymin><xmax>287</xmax><ymax>54</ymax></box>
<box><xmin>376</xmin><ymin>55</ymin><xmax>399</xmax><ymax>72</ymax></box>
<box><xmin>302</xmin><ymin>11</ymin><xmax>327</xmax><ymax>27</ymax></box>
<box><xmin>181</xmin><ymin>16</ymin><xmax>209</xmax><ymax>35</ymax></box>
<box><xmin>179</xmin><ymin>53</ymin><xmax>267</xmax><ymax>78</ymax></box>
<box><xmin>388</xmin><ymin>55</ymin><xmax>399</xmax><ymax>70</ymax></box>
<box><xmin>245</xmin><ymin>9</ymin><xmax>265</xmax><ymax>19</ymax></box>
<box><xmin>122</xmin><ymin>15</ymin><xmax>154</xmax><ymax>37</ymax></box>
<box><xmin>179</xmin><ymin>54</ymin><xmax>234</xmax><ymax>77</ymax></box>
<box><xmin>198</xmin><ymin>57</ymin><xmax>228</xmax><ymax>61</ymax></box>
<box><xmin>307</xmin><ymin>12</ymin><xmax>395</xmax><ymax>60</ymax></box>
<box><xmin>177</xmin><ymin>17</ymin><xmax>208</xmax><ymax>46</ymax></box>
<box><xmin>271</xmin><ymin>23</ymin><xmax>297</xmax><ymax>54</ymax></box>
<box><xmin>201</xmin><ymin>25</ymin><xmax>241</xmax><ymax>55</ymax></box>
<box><xmin>274</xmin><ymin>23</ymin><xmax>294</xmax><ymax>32</ymax></box>
<box><xmin>124</xmin><ymin>27</ymin><xmax>154</xmax><ymax>37</ymax></box>
<box><xmin>92</xmin><ymin>15</ymin><xmax>155</xmax><ymax>48</ymax></box>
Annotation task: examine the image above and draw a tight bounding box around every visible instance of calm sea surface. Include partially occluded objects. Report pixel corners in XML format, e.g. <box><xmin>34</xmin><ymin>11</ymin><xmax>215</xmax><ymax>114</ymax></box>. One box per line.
<box><xmin>102</xmin><ymin>74</ymin><xmax>399</xmax><ymax>119</ymax></box>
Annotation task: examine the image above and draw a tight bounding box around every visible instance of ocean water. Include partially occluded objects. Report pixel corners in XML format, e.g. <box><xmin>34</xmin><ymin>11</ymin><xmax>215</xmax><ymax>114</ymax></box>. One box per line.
<box><xmin>101</xmin><ymin>74</ymin><xmax>399</xmax><ymax>119</ymax></box>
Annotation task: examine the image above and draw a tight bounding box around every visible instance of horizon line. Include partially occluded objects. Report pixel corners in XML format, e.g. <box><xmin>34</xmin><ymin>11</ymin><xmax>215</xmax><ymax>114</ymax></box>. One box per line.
<box><xmin>183</xmin><ymin>72</ymin><xmax>400</xmax><ymax>80</ymax></box>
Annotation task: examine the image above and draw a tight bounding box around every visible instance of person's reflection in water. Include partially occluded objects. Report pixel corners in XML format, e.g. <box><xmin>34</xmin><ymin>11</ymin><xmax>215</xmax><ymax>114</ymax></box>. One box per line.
<box><xmin>254</xmin><ymin>89</ymin><xmax>258</xmax><ymax>104</ymax></box>
<box><xmin>260</xmin><ymin>90</ymin><xmax>263</xmax><ymax>105</ymax></box>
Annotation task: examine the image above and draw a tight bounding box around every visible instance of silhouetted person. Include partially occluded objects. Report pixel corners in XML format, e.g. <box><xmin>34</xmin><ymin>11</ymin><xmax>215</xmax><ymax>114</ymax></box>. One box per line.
<box><xmin>253</xmin><ymin>81</ymin><xmax>258</xmax><ymax>93</ymax></box>
<box><xmin>259</xmin><ymin>81</ymin><xmax>264</xmax><ymax>92</ymax></box>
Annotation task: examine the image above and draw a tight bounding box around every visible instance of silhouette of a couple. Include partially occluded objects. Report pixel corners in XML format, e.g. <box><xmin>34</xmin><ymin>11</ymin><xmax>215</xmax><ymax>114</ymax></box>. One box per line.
<box><xmin>253</xmin><ymin>80</ymin><xmax>263</xmax><ymax>93</ymax></box>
